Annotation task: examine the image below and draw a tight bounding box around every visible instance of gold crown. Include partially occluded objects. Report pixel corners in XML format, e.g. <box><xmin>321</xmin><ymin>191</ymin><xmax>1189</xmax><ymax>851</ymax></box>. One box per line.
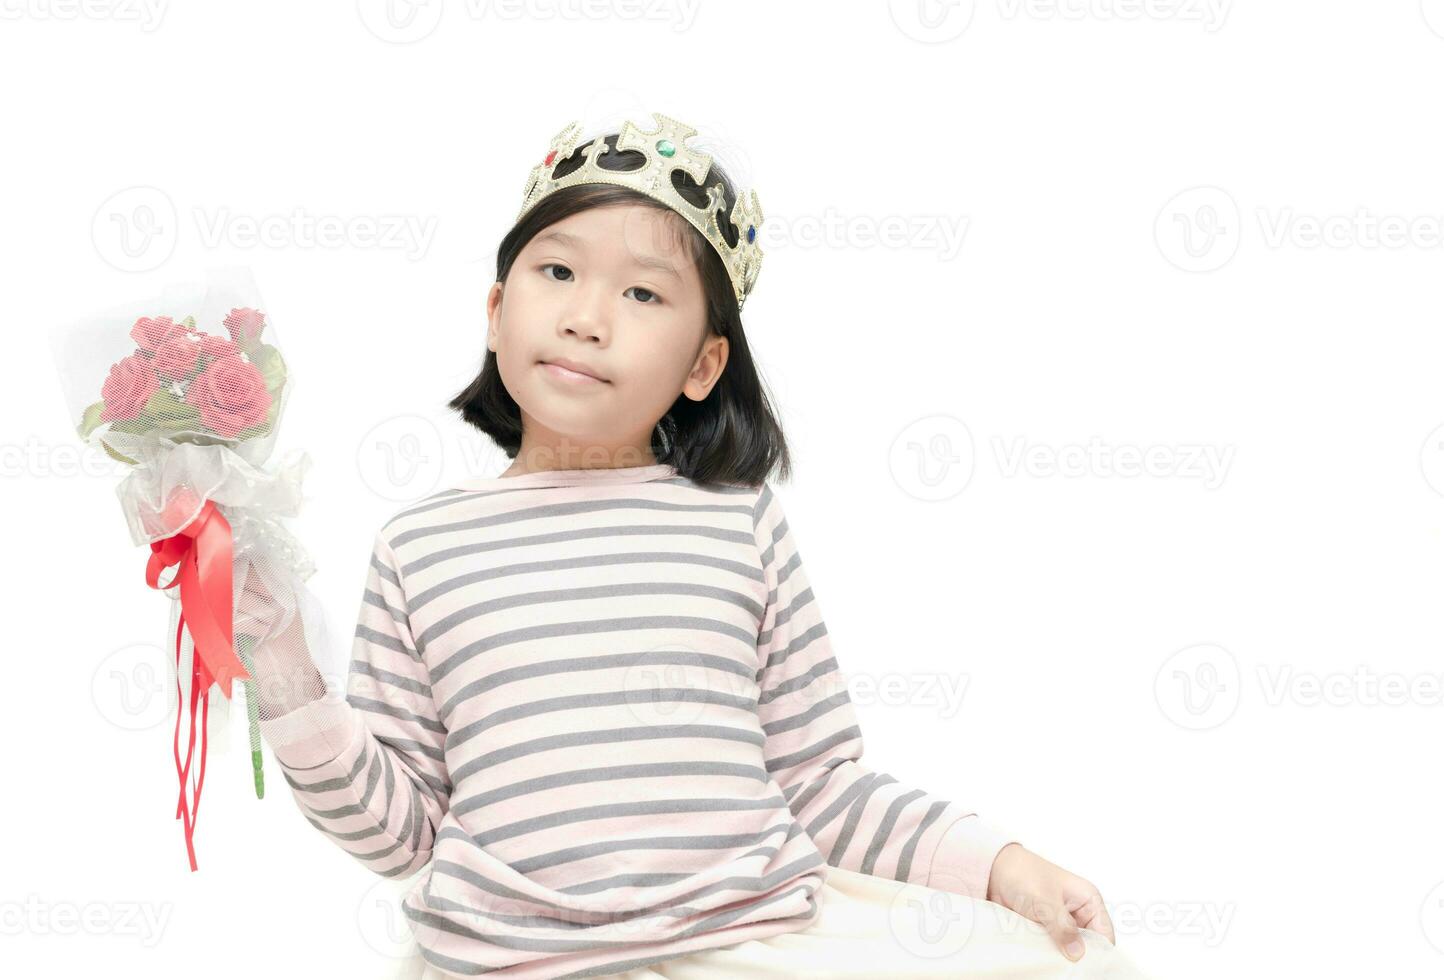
<box><xmin>517</xmin><ymin>113</ymin><xmax>764</xmax><ymax>310</ymax></box>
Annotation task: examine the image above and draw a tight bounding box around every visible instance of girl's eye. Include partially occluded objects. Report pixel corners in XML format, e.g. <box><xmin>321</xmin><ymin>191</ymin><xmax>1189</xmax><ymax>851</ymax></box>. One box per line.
<box><xmin>540</xmin><ymin>264</ymin><xmax>659</xmax><ymax>305</ymax></box>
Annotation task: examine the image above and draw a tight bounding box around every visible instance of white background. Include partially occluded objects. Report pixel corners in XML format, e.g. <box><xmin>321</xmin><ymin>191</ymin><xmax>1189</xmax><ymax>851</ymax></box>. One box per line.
<box><xmin>4</xmin><ymin>1</ymin><xmax>1443</xmax><ymax>977</ymax></box>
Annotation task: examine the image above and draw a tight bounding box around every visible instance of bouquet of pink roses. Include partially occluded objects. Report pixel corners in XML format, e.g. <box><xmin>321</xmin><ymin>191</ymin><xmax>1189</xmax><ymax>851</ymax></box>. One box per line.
<box><xmin>51</xmin><ymin>267</ymin><xmax>320</xmax><ymax>871</ymax></box>
<box><xmin>88</xmin><ymin>305</ymin><xmax>281</xmax><ymax>459</ymax></box>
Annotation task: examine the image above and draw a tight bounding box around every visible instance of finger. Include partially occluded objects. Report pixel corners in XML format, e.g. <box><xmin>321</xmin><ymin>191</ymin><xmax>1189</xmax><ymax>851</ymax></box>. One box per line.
<box><xmin>1075</xmin><ymin>891</ymin><xmax>1115</xmax><ymax>946</ymax></box>
<box><xmin>1043</xmin><ymin>896</ymin><xmax>1086</xmax><ymax>961</ymax></box>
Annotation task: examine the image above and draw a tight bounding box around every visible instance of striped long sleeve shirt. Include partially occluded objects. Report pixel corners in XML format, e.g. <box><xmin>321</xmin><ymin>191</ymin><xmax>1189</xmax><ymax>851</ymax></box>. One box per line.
<box><xmin>258</xmin><ymin>462</ymin><xmax>1017</xmax><ymax>979</ymax></box>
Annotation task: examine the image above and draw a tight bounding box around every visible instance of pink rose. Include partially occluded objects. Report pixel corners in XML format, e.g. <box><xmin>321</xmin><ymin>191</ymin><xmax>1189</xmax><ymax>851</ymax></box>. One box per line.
<box><xmin>185</xmin><ymin>355</ymin><xmax>271</xmax><ymax>438</ymax></box>
<box><xmin>222</xmin><ymin>307</ymin><xmax>266</xmax><ymax>349</ymax></box>
<box><xmin>99</xmin><ymin>354</ymin><xmax>161</xmax><ymax>422</ymax></box>
<box><xmin>152</xmin><ymin>333</ymin><xmax>203</xmax><ymax>380</ymax></box>
<box><xmin>129</xmin><ymin>315</ymin><xmax>192</xmax><ymax>352</ymax></box>
<box><xmin>196</xmin><ymin>332</ymin><xmax>240</xmax><ymax>361</ymax></box>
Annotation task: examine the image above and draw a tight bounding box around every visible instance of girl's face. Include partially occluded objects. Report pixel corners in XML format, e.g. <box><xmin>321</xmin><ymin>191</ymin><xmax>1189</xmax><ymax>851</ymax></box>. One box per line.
<box><xmin>485</xmin><ymin>202</ymin><xmax>728</xmax><ymax>468</ymax></box>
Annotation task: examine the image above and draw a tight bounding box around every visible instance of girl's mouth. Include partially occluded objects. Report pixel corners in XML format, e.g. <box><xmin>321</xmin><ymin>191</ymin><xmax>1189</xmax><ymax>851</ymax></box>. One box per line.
<box><xmin>538</xmin><ymin>360</ymin><xmax>609</xmax><ymax>384</ymax></box>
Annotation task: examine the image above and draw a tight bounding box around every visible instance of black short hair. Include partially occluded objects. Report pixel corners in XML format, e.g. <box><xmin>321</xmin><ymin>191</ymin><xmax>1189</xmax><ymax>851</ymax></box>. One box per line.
<box><xmin>448</xmin><ymin>135</ymin><xmax>791</xmax><ymax>489</ymax></box>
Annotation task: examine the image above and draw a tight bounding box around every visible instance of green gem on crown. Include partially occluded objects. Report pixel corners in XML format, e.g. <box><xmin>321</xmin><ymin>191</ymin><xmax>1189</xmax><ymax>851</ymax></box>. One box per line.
<box><xmin>655</xmin><ymin>138</ymin><xmax>676</xmax><ymax>157</ymax></box>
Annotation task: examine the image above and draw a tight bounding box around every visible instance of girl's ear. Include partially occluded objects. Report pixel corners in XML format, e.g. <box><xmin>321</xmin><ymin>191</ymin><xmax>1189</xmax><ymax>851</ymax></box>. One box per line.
<box><xmin>683</xmin><ymin>335</ymin><xmax>729</xmax><ymax>402</ymax></box>
<box><xmin>486</xmin><ymin>281</ymin><xmax>503</xmax><ymax>352</ymax></box>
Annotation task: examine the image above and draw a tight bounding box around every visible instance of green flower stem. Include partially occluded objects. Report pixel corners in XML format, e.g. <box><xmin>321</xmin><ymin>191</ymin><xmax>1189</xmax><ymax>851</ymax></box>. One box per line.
<box><xmin>234</xmin><ymin>634</ymin><xmax>265</xmax><ymax>800</ymax></box>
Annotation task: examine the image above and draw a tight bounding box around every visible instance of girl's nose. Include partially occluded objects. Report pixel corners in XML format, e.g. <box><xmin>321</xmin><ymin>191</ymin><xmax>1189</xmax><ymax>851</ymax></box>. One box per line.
<box><xmin>558</xmin><ymin>284</ymin><xmax>612</xmax><ymax>343</ymax></box>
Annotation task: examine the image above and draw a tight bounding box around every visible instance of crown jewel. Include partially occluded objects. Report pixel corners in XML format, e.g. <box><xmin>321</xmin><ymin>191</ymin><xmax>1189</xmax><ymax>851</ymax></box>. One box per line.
<box><xmin>517</xmin><ymin>113</ymin><xmax>764</xmax><ymax>310</ymax></box>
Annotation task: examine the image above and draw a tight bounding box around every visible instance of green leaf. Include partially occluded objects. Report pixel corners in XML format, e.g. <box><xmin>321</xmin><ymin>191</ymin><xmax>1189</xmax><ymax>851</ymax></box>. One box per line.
<box><xmin>233</xmin><ymin>423</ymin><xmax>271</xmax><ymax>441</ymax></box>
<box><xmin>105</xmin><ymin>417</ymin><xmax>152</xmax><ymax>435</ymax></box>
<box><xmin>144</xmin><ymin>388</ymin><xmax>202</xmax><ymax>422</ymax></box>
<box><xmin>99</xmin><ymin>439</ymin><xmax>138</xmax><ymax>466</ymax></box>
<box><xmin>78</xmin><ymin>400</ymin><xmax>107</xmax><ymax>439</ymax></box>
<box><xmin>249</xmin><ymin>343</ymin><xmax>288</xmax><ymax>393</ymax></box>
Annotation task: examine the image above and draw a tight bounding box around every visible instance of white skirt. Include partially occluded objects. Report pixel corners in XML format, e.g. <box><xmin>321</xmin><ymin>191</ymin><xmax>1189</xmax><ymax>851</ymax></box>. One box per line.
<box><xmin>408</xmin><ymin>865</ymin><xmax>1154</xmax><ymax>980</ymax></box>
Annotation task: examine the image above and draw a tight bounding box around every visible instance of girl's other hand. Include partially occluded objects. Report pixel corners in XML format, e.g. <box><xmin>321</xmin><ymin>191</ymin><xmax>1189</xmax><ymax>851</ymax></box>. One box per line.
<box><xmin>985</xmin><ymin>843</ymin><xmax>1117</xmax><ymax>962</ymax></box>
<box><xmin>233</xmin><ymin>556</ymin><xmax>328</xmax><ymax>717</ymax></box>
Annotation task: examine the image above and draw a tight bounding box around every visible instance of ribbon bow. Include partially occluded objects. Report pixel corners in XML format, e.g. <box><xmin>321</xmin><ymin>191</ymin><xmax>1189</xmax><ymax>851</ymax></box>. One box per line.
<box><xmin>143</xmin><ymin>487</ymin><xmax>250</xmax><ymax>872</ymax></box>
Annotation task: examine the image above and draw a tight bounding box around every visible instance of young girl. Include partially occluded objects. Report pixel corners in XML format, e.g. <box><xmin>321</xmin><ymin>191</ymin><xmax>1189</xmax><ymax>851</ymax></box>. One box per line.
<box><xmin>242</xmin><ymin>112</ymin><xmax>1153</xmax><ymax>980</ymax></box>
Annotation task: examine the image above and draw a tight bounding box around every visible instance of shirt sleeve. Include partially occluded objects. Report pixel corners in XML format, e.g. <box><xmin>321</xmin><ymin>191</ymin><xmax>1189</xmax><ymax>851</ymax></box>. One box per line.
<box><xmin>257</xmin><ymin>529</ymin><xmax>451</xmax><ymax>880</ymax></box>
<box><xmin>752</xmin><ymin>482</ymin><xmax>1018</xmax><ymax>902</ymax></box>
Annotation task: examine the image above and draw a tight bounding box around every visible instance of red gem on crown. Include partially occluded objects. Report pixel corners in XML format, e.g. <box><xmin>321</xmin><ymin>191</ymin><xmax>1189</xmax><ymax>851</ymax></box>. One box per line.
<box><xmin>544</xmin><ymin>149</ymin><xmax>557</xmax><ymax>167</ymax></box>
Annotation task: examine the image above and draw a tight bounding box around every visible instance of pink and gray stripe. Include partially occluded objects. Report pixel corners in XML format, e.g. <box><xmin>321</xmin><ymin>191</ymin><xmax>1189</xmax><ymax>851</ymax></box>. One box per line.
<box><xmin>260</xmin><ymin>463</ymin><xmax>1015</xmax><ymax>979</ymax></box>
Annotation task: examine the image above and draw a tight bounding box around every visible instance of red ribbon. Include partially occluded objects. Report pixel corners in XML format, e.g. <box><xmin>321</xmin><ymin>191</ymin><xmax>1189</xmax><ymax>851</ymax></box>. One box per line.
<box><xmin>143</xmin><ymin>491</ymin><xmax>250</xmax><ymax>872</ymax></box>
